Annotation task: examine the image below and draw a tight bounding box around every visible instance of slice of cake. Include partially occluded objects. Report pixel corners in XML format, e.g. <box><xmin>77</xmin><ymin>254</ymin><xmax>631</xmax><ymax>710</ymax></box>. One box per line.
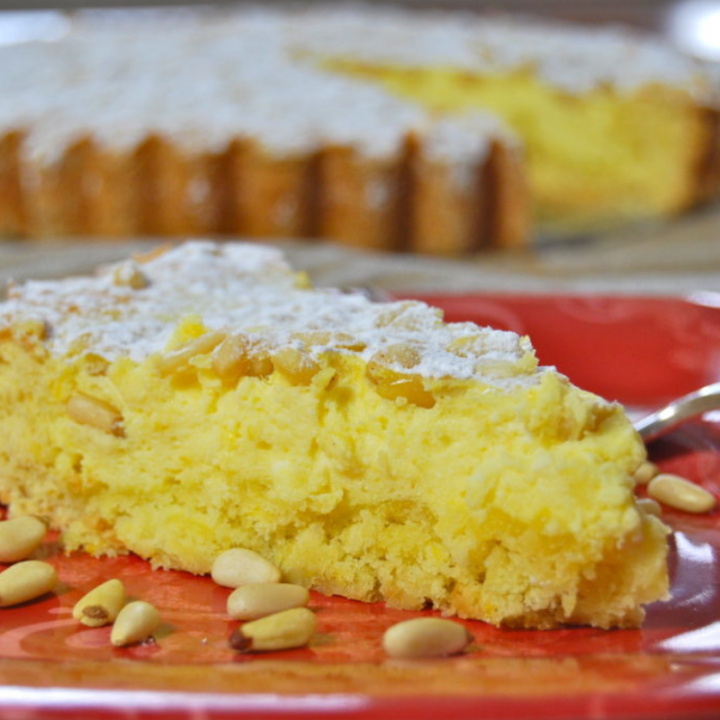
<box><xmin>0</xmin><ymin>241</ymin><xmax>669</xmax><ymax>629</ymax></box>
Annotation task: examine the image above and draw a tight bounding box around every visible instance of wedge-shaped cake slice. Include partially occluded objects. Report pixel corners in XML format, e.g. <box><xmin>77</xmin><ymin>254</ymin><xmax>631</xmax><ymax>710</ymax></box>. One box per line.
<box><xmin>0</xmin><ymin>241</ymin><xmax>668</xmax><ymax>628</ymax></box>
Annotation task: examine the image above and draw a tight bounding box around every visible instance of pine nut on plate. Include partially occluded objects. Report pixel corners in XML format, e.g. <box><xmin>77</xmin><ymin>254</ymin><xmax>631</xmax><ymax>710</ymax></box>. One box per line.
<box><xmin>383</xmin><ymin>618</ymin><xmax>473</xmax><ymax>659</ymax></box>
<box><xmin>227</xmin><ymin>583</ymin><xmax>310</xmax><ymax>621</ymax></box>
<box><xmin>0</xmin><ymin>561</ymin><xmax>58</xmax><ymax>607</ymax></box>
<box><xmin>229</xmin><ymin>607</ymin><xmax>316</xmax><ymax>652</ymax></box>
<box><xmin>73</xmin><ymin>578</ymin><xmax>126</xmax><ymax>627</ymax></box>
<box><xmin>647</xmin><ymin>473</ymin><xmax>717</xmax><ymax>514</ymax></box>
<box><xmin>111</xmin><ymin>600</ymin><xmax>162</xmax><ymax>647</ymax></box>
<box><xmin>0</xmin><ymin>516</ymin><xmax>47</xmax><ymax>563</ymax></box>
<box><xmin>211</xmin><ymin>548</ymin><xmax>281</xmax><ymax>588</ymax></box>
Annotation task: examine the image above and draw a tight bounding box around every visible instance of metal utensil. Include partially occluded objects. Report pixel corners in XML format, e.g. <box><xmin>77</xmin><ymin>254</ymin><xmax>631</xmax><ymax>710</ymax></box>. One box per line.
<box><xmin>634</xmin><ymin>382</ymin><xmax>720</xmax><ymax>442</ymax></box>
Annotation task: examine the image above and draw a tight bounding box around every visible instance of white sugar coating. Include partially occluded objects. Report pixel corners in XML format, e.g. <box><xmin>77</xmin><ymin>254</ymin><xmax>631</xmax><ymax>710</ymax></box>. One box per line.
<box><xmin>0</xmin><ymin>4</ymin><xmax>714</xmax><ymax>167</ymax></box>
<box><xmin>0</xmin><ymin>9</ymin><xmax>504</xmax><ymax>166</ymax></box>
<box><xmin>0</xmin><ymin>240</ymin><xmax>553</xmax><ymax>389</ymax></box>
<box><xmin>284</xmin><ymin>4</ymin><xmax>715</xmax><ymax>96</ymax></box>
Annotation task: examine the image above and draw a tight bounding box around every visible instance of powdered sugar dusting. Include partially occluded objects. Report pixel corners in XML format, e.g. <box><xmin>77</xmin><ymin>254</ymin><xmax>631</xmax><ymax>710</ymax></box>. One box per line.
<box><xmin>1</xmin><ymin>4</ymin><xmax>712</xmax><ymax>168</ymax></box>
<box><xmin>286</xmin><ymin>4</ymin><xmax>715</xmax><ymax>97</ymax></box>
<box><xmin>0</xmin><ymin>241</ymin><xmax>548</xmax><ymax>388</ymax></box>
<box><xmin>0</xmin><ymin>8</ymin><xmax>503</xmax><ymax>166</ymax></box>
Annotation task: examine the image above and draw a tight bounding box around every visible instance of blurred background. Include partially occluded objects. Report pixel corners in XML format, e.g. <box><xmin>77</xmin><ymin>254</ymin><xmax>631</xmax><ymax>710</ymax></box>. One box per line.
<box><xmin>0</xmin><ymin>0</ymin><xmax>719</xmax><ymax>60</ymax></box>
<box><xmin>0</xmin><ymin>0</ymin><xmax>719</xmax><ymax>293</ymax></box>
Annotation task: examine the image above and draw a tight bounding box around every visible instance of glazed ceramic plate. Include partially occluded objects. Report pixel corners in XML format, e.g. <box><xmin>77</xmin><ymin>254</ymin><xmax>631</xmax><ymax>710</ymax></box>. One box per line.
<box><xmin>2</xmin><ymin>293</ymin><xmax>720</xmax><ymax>720</ymax></box>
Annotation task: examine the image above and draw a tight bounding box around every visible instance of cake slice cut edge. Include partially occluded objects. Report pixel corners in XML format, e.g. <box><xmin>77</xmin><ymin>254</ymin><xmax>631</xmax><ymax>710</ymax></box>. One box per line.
<box><xmin>0</xmin><ymin>240</ymin><xmax>669</xmax><ymax>629</ymax></box>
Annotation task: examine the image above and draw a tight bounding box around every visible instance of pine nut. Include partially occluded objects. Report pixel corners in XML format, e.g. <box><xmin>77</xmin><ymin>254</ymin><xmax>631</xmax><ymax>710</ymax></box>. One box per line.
<box><xmin>112</xmin><ymin>263</ymin><xmax>149</xmax><ymax>289</ymax></box>
<box><xmin>634</xmin><ymin>461</ymin><xmax>659</xmax><ymax>486</ymax></box>
<box><xmin>366</xmin><ymin>364</ymin><xmax>435</xmax><ymax>408</ymax></box>
<box><xmin>11</xmin><ymin>318</ymin><xmax>48</xmax><ymax>348</ymax></box>
<box><xmin>272</xmin><ymin>347</ymin><xmax>320</xmax><ymax>385</ymax></box>
<box><xmin>369</xmin><ymin>343</ymin><xmax>422</xmax><ymax>370</ymax></box>
<box><xmin>157</xmin><ymin>331</ymin><xmax>226</xmax><ymax>376</ymax></box>
<box><xmin>637</xmin><ymin>498</ymin><xmax>662</xmax><ymax>518</ymax></box>
<box><xmin>14</xmin><ymin>318</ymin><xmax>48</xmax><ymax>341</ymax></box>
<box><xmin>648</xmin><ymin>473</ymin><xmax>717</xmax><ymax>514</ymax></box>
<box><xmin>0</xmin><ymin>516</ymin><xmax>47</xmax><ymax>563</ymax></box>
<box><xmin>212</xmin><ymin>334</ymin><xmax>273</xmax><ymax>382</ymax></box>
<box><xmin>382</xmin><ymin>618</ymin><xmax>473</xmax><ymax>659</ymax></box>
<box><xmin>229</xmin><ymin>607</ymin><xmax>316</xmax><ymax>652</ymax></box>
<box><xmin>67</xmin><ymin>392</ymin><xmax>124</xmax><ymax>437</ymax></box>
<box><xmin>227</xmin><ymin>583</ymin><xmax>310</xmax><ymax>621</ymax></box>
<box><xmin>211</xmin><ymin>548</ymin><xmax>281</xmax><ymax>588</ymax></box>
<box><xmin>111</xmin><ymin>600</ymin><xmax>162</xmax><ymax>647</ymax></box>
<box><xmin>132</xmin><ymin>243</ymin><xmax>172</xmax><ymax>264</ymax></box>
<box><xmin>73</xmin><ymin>579</ymin><xmax>126</xmax><ymax>627</ymax></box>
<box><xmin>366</xmin><ymin>343</ymin><xmax>435</xmax><ymax>408</ymax></box>
<box><xmin>0</xmin><ymin>561</ymin><xmax>58</xmax><ymax>607</ymax></box>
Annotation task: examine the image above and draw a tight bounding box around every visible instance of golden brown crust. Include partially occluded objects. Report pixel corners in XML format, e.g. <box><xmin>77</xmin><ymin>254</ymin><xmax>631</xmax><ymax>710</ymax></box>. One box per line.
<box><xmin>318</xmin><ymin>144</ymin><xmax>408</xmax><ymax>251</ymax></box>
<box><xmin>211</xmin><ymin>139</ymin><xmax>246</xmax><ymax>235</ymax></box>
<box><xmin>0</xmin><ymin>131</ymin><xmax>26</xmax><ymax>238</ymax></box>
<box><xmin>137</xmin><ymin>137</ymin><xmax>204</xmax><ymax>237</ymax></box>
<box><xmin>234</xmin><ymin>141</ymin><xmax>318</xmax><ymax>239</ymax></box>
<box><xmin>7</xmin><ymin>128</ymin><xmax>527</xmax><ymax>254</ymax></box>
<box><xmin>21</xmin><ymin>142</ymin><xmax>69</xmax><ymax>239</ymax></box>
<box><xmin>692</xmin><ymin>105</ymin><xmax>720</xmax><ymax>207</ymax></box>
<box><xmin>78</xmin><ymin>141</ymin><xmax>137</xmax><ymax>237</ymax></box>
<box><xmin>408</xmin><ymin>134</ymin><xmax>487</xmax><ymax>256</ymax></box>
<box><xmin>483</xmin><ymin>140</ymin><xmax>531</xmax><ymax>250</ymax></box>
<box><xmin>22</xmin><ymin>137</ymin><xmax>140</xmax><ymax>238</ymax></box>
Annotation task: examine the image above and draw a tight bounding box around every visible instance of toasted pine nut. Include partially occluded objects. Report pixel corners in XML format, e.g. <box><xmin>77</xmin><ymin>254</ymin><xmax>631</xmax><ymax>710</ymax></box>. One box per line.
<box><xmin>73</xmin><ymin>579</ymin><xmax>126</xmax><ymax>627</ymax></box>
<box><xmin>111</xmin><ymin>600</ymin><xmax>162</xmax><ymax>647</ymax></box>
<box><xmin>227</xmin><ymin>583</ymin><xmax>310</xmax><ymax>621</ymax></box>
<box><xmin>366</xmin><ymin>364</ymin><xmax>435</xmax><ymax>408</ymax></box>
<box><xmin>366</xmin><ymin>343</ymin><xmax>435</xmax><ymax>408</ymax></box>
<box><xmin>112</xmin><ymin>263</ymin><xmax>149</xmax><ymax>289</ymax></box>
<box><xmin>369</xmin><ymin>343</ymin><xmax>422</xmax><ymax>371</ymax></box>
<box><xmin>212</xmin><ymin>335</ymin><xmax>273</xmax><ymax>382</ymax></box>
<box><xmin>229</xmin><ymin>607</ymin><xmax>316</xmax><ymax>652</ymax></box>
<box><xmin>132</xmin><ymin>243</ymin><xmax>172</xmax><ymax>264</ymax></box>
<box><xmin>272</xmin><ymin>347</ymin><xmax>320</xmax><ymax>385</ymax></box>
<box><xmin>0</xmin><ymin>516</ymin><xmax>47</xmax><ymax>563</ymax></box>
<box><xmin>13</xmin><ymin>318</ymin><xmax>47</xmax><ymax>344</ymax></box>
<box><xmin>648</xmin><ymin>473</ymin><xmax>717</xmax><ymax>514</ymax></box>
<box><xmin>211</xmin><ymin>548</ymin><xmax>281</xmax><ymax>589</ymax></box>
<box><xmin>382</xmin><ymin>618</ymin><xmax>473</xmax><ymax>659</ymax></box>
<box><xmin>67</xmin><ymin>392</ymin><xmax>124</xmax><ymax>437</ymax></box>
<box><xmin>157</xmin><ymin>331</ymin><xmax>226</xmax><ymax>376</ymax></box>
<box><xmin>637</xmin><ymin>498</ymin><xmax>662</xmax><ymax>518</ymax></box>
<box><xmin>634</xmin><ymin>461</ymin><xmax>659</xmax><ymax>486</ymax></box>
<box><xmin>0</xmin><ymin>561</ymin><xmax>58</xmax><ymax>607</ymax></box>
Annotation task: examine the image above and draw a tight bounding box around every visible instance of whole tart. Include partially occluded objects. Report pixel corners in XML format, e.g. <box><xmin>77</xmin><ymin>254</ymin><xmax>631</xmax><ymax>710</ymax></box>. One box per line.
<box><xmin>0</xmin><ymin>5</ymin><xmax>717</xmax><ymax>251</ymax></box>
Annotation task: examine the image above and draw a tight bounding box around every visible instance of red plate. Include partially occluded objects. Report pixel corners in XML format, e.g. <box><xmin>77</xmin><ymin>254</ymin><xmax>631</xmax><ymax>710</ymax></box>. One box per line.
<box><xmin>3</xmin><ymin>293</ymin><xmax>720</xmax><ymax>720</ymax></box>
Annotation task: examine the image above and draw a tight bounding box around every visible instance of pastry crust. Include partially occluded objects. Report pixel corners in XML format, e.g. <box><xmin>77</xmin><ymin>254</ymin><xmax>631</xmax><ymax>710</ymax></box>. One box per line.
<box><xmin>319</xmin><ymin>144</ymin><xmax>409</xmax><ymax>251</ymax></box>
<box><xmin>693</xmin><ymin>106</ymin><xmax>720</xmax><ymax>206</ymax></box>
<box><xmin>0</xmin><ymin>131</ymin><xmax>25</xmax><ymax>238</ymax></box>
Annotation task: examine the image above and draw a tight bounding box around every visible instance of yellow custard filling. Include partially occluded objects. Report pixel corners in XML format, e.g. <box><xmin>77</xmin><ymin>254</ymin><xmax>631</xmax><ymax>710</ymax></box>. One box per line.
<box><xmin>323</xmin><ymin>59</ymin><xmax>711</xmax><ymax>226</ymax></box>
